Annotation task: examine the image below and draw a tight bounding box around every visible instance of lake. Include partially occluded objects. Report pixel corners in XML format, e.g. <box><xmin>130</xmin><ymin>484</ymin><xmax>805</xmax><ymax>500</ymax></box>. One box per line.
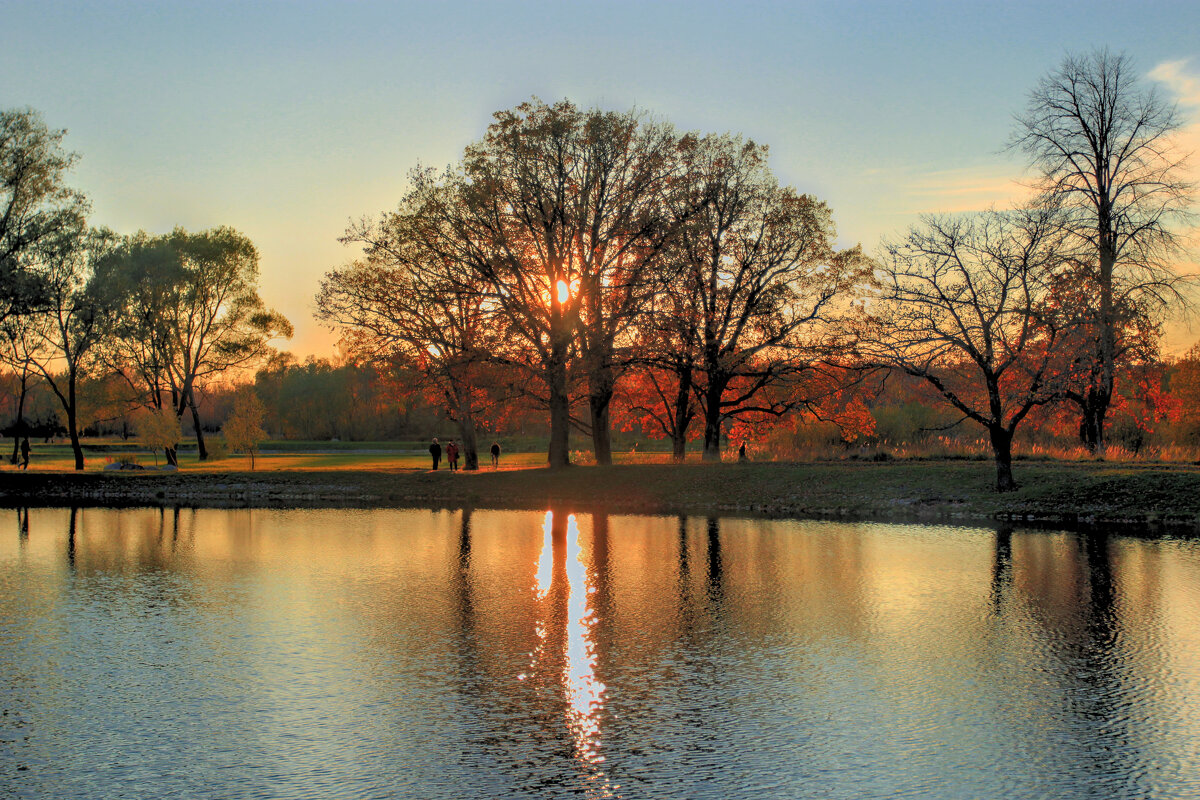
<box><xmin>2</xmin><ymin>507</ymin><xmax>1198</xmax><ymax>799</ymax></box>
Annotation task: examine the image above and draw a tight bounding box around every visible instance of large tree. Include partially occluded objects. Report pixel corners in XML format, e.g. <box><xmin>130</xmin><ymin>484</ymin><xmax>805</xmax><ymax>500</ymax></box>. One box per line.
<box><xmin>866</xmin><ymin>208</ymin><xmax>1075</xmax><ymax>491</ymax></box>
<box><xmin>320</xmin><ymin>203</ymin><xmax>504</xmax><ymax>471</ymax></box>
<box><xmin>1</xmin><ymin>108</ymin><xmax>88</xmax><ymax>326</ymax></box>
<box><xmin>665</xmin><ymin>134</ymin><xmax>869</xmax><ymax>460</ymax></box>
<box><xmin>1014</xmin><ymin>49</ymin><xmax>1196</xmax><ymax>452</ymax></box>
<box><xmin>396</xmin><ymin>101</ymin><xmax>687</xmax><ymax>468</ymax></box>
<box><xmin>25</xmin><ymin>227</ymin><xmax>116</xmax><ymax>470</ymax></box>
<box><xmin>617</xmin><ymin>257</ymin><xmax>705</xmax><ymax>461</ymax></box>
<box><xmin>95</xmin><ymin>227</ymin><xmax>291</xmax><ymax>465</ymax></box>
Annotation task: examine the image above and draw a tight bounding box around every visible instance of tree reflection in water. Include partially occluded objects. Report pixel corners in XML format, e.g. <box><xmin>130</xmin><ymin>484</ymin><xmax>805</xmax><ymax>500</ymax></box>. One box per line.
<box><xmin>4</xmin><ymin>508</ymin><xmax>1196</xmax><ymax>799</ymax></box>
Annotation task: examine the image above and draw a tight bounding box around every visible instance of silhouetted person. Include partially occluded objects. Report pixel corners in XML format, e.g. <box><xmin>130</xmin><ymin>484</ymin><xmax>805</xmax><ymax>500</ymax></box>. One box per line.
<box><xmin>19</xmin><ymin>437</ymin><xmax>30</xmax><ymax>470</ymax></box>
<box><xmin>447</xmin><ymin>440</ymin><xmax>459</xmax><ymax>472</ymax></box>
<box><xmin>429</xmin><ymin>437</ymin><xmax>442</xmax><ymax>470</ymax></box>
<box><xmin>737</xmin><ymin>441</ymin><xmax>747</xmax><ymax>462</ymax></box>
<box><xmin>490</xmin><ymin>441</ymin><xmax>500</xmax><ymax>468</ymax></box>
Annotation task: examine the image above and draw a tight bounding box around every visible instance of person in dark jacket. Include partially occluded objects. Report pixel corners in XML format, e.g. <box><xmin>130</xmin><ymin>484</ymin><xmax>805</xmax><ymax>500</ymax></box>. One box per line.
<box><xmin>429</xmin><ymin>437</ymin><xmax>442</xmax><ymax>470</ymax></box>
<box><xmin>490</xmin><ymin>441</ymin><xmax>501</xmax><ymax>469</ymax></box>
<box><xmin>19</xmin><ymin>437</ymin><xmax>31</xmax><ymax>470</ymax></box>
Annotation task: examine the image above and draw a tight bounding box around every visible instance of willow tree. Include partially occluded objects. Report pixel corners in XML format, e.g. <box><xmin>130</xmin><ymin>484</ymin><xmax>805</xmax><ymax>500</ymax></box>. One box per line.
<box><xmin>95</xmin><ymin>227</ymin><xmax>291</xmax><ymax>465</ymax></box>
<box><xmin>24</xmin><ymin>227</ymin><xmax>116</xmax><ymax>470</ymax></box>
<box><xmin>1</xmin><ymin>107</ymin><xmax>88</xmax><ymax>326</ymax></box>
<box><xmin>1014</xmin><ymin>49</ymin><xmax>1196</xmax><ymax>452</ymax></box>
<box><xmin>665</xmin><ymin>134</ymin><xmax>870</xmax><ymax>460</ymax></box>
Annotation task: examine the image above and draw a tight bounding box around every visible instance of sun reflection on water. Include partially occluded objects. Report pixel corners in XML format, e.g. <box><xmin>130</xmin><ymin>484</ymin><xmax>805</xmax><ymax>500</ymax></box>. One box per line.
<box><xmin>528</xmin><ymin>511</ymin><xmax>615</xmax><ymax>796</ymax></box>
<box><xmin>535</xmin><ymin>511</ymin><xmax>554</xmax><ymax>599</ymax></box>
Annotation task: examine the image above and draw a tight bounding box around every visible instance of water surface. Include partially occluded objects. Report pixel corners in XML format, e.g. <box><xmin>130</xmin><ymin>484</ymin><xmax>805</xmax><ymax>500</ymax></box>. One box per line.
<box><xmin>2</xmin><ymin>507</ymin><xmax>1198</xmax><ymax>798</ymax></box>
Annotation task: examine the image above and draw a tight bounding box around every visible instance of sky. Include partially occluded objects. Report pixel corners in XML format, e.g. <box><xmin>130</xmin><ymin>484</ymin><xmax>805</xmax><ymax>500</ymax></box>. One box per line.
<box><xmin>3</xmin><ymin>0</ymin><xmax>1200</xmax><ymax>357</ymax></box>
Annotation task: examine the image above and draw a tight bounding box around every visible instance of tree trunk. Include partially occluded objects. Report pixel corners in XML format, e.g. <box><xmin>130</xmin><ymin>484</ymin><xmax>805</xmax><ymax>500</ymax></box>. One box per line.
<box><xmin>1092</xmin><ymin>222</ymin><xmax>1117</xmax><ymax>455</ymax></box>
<box><xmin>65</xmin><ymin>385</ymin><xmax>84</xmax><ymax>471</ymax></box>
<box><xmin>9</xmin><ymin>373</ymin><xmax>28</xmax><ymax>465</ymax></box>
<box><xmin>671</xmin><ymin>429</ymin><xmax>688</xmax><ymax>462</ymax></box>
<box><xmin>547</xmin><ymin>346</ymin><xmax>571</xmax><ymax>470</ymax></box>
<box><xmin>165</xmin><ymin>391</ymin><xmax>181</xmax><ymax>467</ymax></box>
<box><xmin>989</xmin><ymin>425</ymin><xmax>1016</xmax><ymax>492</ymax></box>
<box><xmin>589</xmin><ymin>374</ymin><xmax>614</xmax><ymax>466</ymax></box>
<box><xmin>701</xmin><ymin>376</ymin><xmax>727</xmax><ymax>462</ymax></box>
<box><xmin>189</xmin><ymin>393</ymin><xmax>208</xmax><ymax>461</ymax></box>
<box><xmin>454</xmin><ymin>393</ymin><xmax>481</xmax><ymax>471</ymax></box>
<box><xmin>671</xmin><ymin>363</ymin><xmax>693</xmax><ymax>462</ymax></box>
<box><xmin>1079</xmin><ymin>388</ymin><xmax>1109</xmax><ymax>453</ymax></box>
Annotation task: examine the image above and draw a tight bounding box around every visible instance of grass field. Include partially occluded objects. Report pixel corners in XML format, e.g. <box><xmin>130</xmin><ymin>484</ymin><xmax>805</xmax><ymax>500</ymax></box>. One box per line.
<box><xmin>4</xmin><ymin>444</ymin><xmax>1200</xmax><ymax>532</ymax></box>
<box><xmin>0</xmin><ymin>439</ymin><xmax>691</xmax><ymax>473</ymax></box>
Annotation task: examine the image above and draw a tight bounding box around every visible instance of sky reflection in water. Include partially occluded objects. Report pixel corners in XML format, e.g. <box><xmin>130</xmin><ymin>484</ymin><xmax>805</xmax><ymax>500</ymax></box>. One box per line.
<box><xmin>1</xmin><ymin>506</ymin><xmax>1199</xmax><ymax>799</ymax></box>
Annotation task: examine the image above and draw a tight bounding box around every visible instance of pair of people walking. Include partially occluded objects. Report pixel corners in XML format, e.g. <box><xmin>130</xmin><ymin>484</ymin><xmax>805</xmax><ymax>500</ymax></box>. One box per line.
<box><xmin>429</xmin><ymin>437</ymin><xmax>460</xmax><ymax>471</ymax></box>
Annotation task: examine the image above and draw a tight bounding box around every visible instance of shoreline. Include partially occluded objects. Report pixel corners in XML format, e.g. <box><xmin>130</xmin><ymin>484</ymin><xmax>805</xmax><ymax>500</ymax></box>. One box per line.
<box><xmin>3</xmin><ymin>461</ymin><xmax>1200</xmax><ymax>535</ymax></box>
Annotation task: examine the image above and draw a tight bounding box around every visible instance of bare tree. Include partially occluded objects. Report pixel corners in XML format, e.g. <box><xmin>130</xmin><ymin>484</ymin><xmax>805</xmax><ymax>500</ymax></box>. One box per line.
<box><xmin>559</xmin><ymin>109</ymin><xmax>682</xmax><ymax>465</ymax></box>
<box><xmin>666</xmin><ymin>134</ymin><xmax>869</xmax><ymax>460</ymax></box>
<box><xmin>620</xmin><ymin>274</ymin><xmax>703</xmax><ymax>461</ymax></box>
<box><xmin>395</xmin><ymin>100</ymin><xmax>687</xmax><ymax>468</ymax></box>
<box><xmin>1013</xmin><ymin>48</ymin><xmax>1196</xmax><ymax>452</ymax></box>
<box><xmin>865</xmin><ymin>208</ymin><xmax>1074</xmax><ymax>491</ymax></box>
<box><xmin>321</xmin><ymin>202</ymin><xmax>502</xmax><ymax>471</ymax></box>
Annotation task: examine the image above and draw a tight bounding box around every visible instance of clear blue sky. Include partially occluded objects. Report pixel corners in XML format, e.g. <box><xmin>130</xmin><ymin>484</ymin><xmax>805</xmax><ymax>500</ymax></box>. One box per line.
<box><xmin>3</xmin><ymin>0</ymin><xmax>1199</xmax><ymax>356</ymax></box>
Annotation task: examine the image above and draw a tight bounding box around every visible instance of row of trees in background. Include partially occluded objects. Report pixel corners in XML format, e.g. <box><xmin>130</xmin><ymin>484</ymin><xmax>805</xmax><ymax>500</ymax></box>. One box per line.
<box><xmin>7</xmin><ymin>339</ymin><xmax>1198</xmax><ymax>451</ymax></box>
<box><xmin>1</xmin><ymin>107</ymin><xmax>290</xmax><ymax>469</ymax></box>
<box><xmin>317</xmin><ymin>50</ymin><xmax>1196</xmax><ymax>490</ymax></box>
<box><xmin>319</xmin><ymin>101</ymin><xmax>873</xmax><ymax>471</ymax></box>
<box><xmin>2</xmin><ymin>49</ymin><xmax>1196</xmax><ymax>490</ymax></box>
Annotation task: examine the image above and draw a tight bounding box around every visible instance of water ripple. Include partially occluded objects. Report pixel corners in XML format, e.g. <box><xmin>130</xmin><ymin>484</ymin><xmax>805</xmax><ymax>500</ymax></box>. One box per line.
<box><xmin>1</xmin><ymin>510</ymin><xmax>1198</xmax><ymax>798</ymax></box>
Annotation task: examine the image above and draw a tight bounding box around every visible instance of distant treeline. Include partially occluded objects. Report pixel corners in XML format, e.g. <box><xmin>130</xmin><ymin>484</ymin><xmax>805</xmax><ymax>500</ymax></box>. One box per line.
<box><xmin>4</xmin><ymin>347</ymin><xmax>1199</xmax><ymax>459</ymax></box>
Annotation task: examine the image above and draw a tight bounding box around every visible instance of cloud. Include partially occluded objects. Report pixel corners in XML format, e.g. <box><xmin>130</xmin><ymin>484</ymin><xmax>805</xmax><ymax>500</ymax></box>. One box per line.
<box><xmin>862</xmin><ymin>163</ymin><xmax>1033</xmax><ymax>215</ymax></box>
<box><xmin>1149</xmin><ymin>59</ymin><xmax>1200</xmax><ymax>183</ymax></box>
<box><xmin>1149</xmin><ymin>59</ymin><xmax>1200</xmax><ymax>106</ymax></box>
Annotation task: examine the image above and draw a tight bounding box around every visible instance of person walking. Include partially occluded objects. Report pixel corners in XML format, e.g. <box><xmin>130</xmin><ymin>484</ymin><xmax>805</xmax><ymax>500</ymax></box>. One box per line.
<box><xmin>446</xmin><ymin>440</ymin><xmax>459</xmax><ymax>472</ymax></box>
<box><xmin>19</xmin><ymin>437</ymin><xmax>31</xmax><ymax>470</ymax></box>
<box><xmin>490</xmin><ymin>441</ymin><xmax>501</xmax><ymax>469</ymax></box>
<box><xmin>429</xmin><ymin>437</ymin><xmax>442</xmax><ymax>470</ymax></box>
